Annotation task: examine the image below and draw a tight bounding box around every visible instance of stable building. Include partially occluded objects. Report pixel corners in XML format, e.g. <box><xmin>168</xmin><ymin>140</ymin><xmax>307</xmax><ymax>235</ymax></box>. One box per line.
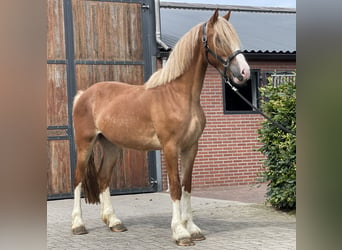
<box><xmin>157</xmin><ymin>2</ymin><xmax>296</xmax><ymax>190</ymax></box>
<box><xmin>47</xmin><ymin>0</ymin><xmax>296</xmax><ymax>199</ymax></box>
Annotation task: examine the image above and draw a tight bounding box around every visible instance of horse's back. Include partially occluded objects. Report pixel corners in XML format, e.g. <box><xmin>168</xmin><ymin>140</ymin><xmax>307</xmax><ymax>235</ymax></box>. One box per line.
<box><xmin>84</xmin><ymin>81</ymin><xmax>143</xmax><ymax>95</ymax></box>
<box><xmin>74</xmin><ymin>81</ymin><xmax>145</xmax><ymax>113</ymax></box>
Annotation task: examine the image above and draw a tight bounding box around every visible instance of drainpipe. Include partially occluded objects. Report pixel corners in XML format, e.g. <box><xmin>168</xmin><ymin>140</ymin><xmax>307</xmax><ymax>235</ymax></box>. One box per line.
<box><xmin>155</xmin><ymin>0</ymin><xmax>170</xmax><ymax>51</ymax></box>
<box><xmin>154</xmin><ymin>0</ymin><xmax>170</xmax><ymax>192</ymax></box>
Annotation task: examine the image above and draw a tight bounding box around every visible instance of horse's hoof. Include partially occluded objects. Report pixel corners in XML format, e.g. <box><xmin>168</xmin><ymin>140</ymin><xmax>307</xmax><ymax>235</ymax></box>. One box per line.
<box><xmin>175</xmin><ymin>237</ymin><xmax>195</xmax><ymax>246</ymax></box>
<box><xmin>191</xmin><ymin>232</ymin><xmax>206</xmax><ymax>241</ymax></box>
<box><xmin>110</xmin><ymin>223</ymin><xmax>127</xmax><ymax>232</ymax></box>
<box><xmin>72</xmin><ymin>226</ymin><xmax>88</xmax><ymax>235</ymax></box>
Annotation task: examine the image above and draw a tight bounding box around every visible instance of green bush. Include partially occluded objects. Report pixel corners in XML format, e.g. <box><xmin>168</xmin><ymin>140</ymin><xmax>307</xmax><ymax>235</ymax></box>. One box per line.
<box><xmin>257</xmin><ymin>75</ymin><xmax>296</xmax><ymax>210</ymax></box>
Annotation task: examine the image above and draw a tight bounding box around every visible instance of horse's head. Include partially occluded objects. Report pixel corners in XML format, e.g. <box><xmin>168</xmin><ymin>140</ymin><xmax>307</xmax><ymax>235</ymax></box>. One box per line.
<box><xmin>203</xmin><ymin>9</ymin><xmax>250</xmax><ymax>85</ymax></box>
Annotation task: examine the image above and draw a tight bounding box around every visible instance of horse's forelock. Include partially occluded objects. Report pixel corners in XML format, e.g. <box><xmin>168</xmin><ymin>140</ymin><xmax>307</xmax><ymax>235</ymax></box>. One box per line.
<box><xmin>213</xmin><ymin>17</ymin><xmax>241</xmax><ymax>54</ymax></box>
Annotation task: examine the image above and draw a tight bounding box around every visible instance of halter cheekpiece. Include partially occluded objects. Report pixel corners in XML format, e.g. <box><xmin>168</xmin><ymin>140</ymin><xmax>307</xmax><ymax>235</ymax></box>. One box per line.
<box><xmin>201</xmin><ymin>22</ymin><xmax>242</xmax><ymax>82</ymax></box>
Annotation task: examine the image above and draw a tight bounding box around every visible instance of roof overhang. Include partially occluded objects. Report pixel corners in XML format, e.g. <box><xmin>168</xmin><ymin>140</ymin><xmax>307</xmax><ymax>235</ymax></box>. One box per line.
<box><xmin>157</xmin><ymin>49</ymin><xmax>296</xmax><ymax>62</ymax></box>
<box><xmin>160</xmin><ymin>1</ymin><xmax>296</xmax><ymax>14</ymax></box>
<box><xmin>244</xmin><ymin>51</ymin><xmax>296</xmax><ymax>61</ymax></box>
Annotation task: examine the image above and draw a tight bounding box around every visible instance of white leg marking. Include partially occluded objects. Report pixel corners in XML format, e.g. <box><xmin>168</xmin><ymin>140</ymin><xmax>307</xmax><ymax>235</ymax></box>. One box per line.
<box><xmin>71</xmin><ymin>183</ymin><xmax>85</xmax><ymax>229</ymax></box>
<box><xmin>99</xmin><ymin>187</ymin><xmax>122</xmax><ymax>227</ymax></box>
<box><xmin>181</xmin><ymin>188</ymin><xmax>202</xmax><ymax>235</ymax></box>
<box><xmin>166</xmin><ymin>174</ymin><xmax>170</xmax><ymax>192</ymax></box>
<box><xmin>171</xmin><ymin>200</ymin><xmax>191</xmax><ymax>240</ymax></box>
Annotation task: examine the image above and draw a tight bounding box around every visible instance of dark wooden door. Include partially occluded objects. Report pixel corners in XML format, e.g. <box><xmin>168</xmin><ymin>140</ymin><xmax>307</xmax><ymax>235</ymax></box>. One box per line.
<box><xmin>47</xmin><ymin>0</ymin><xmax>157</xmax><ymax>199</ymax></box>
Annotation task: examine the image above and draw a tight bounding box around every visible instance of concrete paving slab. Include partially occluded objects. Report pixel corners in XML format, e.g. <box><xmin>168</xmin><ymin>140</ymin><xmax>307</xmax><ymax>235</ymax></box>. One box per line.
<box><xmin>47</xmin><ymin>191</ymin><xmax>295</xmax><ymax>249</ymax></box>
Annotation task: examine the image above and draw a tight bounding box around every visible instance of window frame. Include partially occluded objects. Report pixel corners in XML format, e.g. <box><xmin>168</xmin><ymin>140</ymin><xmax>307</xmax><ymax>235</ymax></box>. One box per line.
<box><xmin>223</xmin><ymin>69</ymin><xmax>260</xmax><ymax>114</ymax></box>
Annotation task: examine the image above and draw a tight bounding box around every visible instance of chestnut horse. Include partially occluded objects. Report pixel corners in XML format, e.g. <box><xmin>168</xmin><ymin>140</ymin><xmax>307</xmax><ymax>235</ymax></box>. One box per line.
<box><xmin>71</xmin><ymin>10</ymin><xmax>250</xmax><ymax>246</ymax></box>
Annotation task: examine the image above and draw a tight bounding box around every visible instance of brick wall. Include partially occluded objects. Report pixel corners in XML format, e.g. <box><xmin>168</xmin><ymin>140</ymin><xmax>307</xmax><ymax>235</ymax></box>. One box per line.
<box><xmin>248</xmin><ymin>61</ymin><xmax>296</xmax><ymax>74</ymax></box>
<box><xmin>160</xmin><ymin>60</ymin><xmax>296</xmax><ymax>191</ymax></box>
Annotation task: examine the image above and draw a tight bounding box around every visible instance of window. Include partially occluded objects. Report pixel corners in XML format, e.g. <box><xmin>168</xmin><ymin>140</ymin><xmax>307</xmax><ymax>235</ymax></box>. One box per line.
<box><xmin>223</xmin><ymin>69</ymin><xmax>260</xmax><ymax>114</ymax></box>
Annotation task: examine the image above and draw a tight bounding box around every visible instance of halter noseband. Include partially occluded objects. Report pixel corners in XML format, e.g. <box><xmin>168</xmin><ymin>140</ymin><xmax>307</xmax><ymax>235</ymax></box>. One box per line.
<box><xmin>202</xmin><ymin>22</ymin><xmax>242</xmax><ymax>82</ymax></box>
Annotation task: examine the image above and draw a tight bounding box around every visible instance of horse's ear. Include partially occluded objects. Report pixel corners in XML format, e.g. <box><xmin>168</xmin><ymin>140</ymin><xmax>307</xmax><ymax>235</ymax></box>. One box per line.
<box><xmin>223</xmin><ymin>10</ymin><xmax>231</xmax><ymax>21</ymax></box>
<box><xmin>209</xmin><ymin>8</ymin><xmax>219</xmax><ymax>25</ymax></box>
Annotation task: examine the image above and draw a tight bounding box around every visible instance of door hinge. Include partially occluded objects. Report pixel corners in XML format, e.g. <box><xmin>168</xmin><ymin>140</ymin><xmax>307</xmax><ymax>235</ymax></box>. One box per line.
<box><xmin>142</xmin><ymin>3</ymin><xmax>150</xmax><ymax>10</ymax></box>
<box><xmin>150</xmin><ymin>178</ymin><xmax>158</xmax><ymax>186</ymax></box>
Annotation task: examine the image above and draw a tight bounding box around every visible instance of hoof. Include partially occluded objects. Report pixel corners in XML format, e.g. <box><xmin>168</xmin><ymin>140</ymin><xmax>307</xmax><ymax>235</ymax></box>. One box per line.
<box><xmin>72</xmin><ymin>226</ymin><xmax>88</xmax><ymax>235</ymax></box>
<box><xmin>191</xmin><ymin>232</ymin><xmax>206</xmax><ymax>241</ymax></box>
<box><xmin>175</xmin><ymin>238</ymin><xmax>195</xmax><ymax>246</ymax></box>
<box><xmin>110</xmin><ymin>223</ymin><xmax>127</xmax><ymax>232</ymax></box>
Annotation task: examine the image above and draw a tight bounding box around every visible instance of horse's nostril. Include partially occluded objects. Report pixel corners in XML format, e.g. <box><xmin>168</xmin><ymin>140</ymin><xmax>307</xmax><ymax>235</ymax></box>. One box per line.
<box><xmin>241</xmin><ymin>69</ymin><xmax>246</xmax><ymax>76</ymax></box>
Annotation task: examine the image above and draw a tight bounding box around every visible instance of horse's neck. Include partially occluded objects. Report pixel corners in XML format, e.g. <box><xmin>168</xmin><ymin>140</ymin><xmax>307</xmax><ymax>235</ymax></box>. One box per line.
<box><xmin>175</xmin><ymin>48</ymin><xmax>208</xmax><ymax>102</ymax></box>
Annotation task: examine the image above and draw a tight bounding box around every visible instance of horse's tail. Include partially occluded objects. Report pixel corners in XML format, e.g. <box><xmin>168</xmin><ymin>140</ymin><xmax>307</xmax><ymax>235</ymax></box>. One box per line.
<box><xmin>82</xmin><ymin>143</ymin><xmax>101</xmax><ymax>204</ymax></box>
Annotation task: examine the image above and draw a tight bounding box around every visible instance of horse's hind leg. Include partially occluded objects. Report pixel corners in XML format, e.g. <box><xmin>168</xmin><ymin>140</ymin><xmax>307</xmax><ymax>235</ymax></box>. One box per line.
<box><xmin>181</xmin><ymin>143</ymin><xmax>205</xmax><ymax>241</ymax></box>
<box><xmin>72</xmin><ymin>182</ymin><xmax>87</xmax><ymax>234</ymax></box>
<box><xmin>96</xmin><ymin>135</ymin><xmax>127</xmax><ymax>232</ymax></box>
<box><xmin>99</xmin><ymin>188</ymin><xmax>127</xmax><ymax>232</ymax></box>
<box><xmin>71</xmin><ymin>136</ymin><xmax>97</xmax><ymax>235</ymax></box>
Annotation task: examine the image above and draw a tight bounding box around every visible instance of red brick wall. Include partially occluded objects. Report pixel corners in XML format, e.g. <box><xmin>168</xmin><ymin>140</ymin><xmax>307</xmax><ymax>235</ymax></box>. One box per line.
<box><xmin>160</xmin><ymin>60</ymin><xmax>296</xmax><ymax>191</ymax></box>
<box><xmin>248</xmin><ymin>61</ymin><xmax>296</xmax><ymax>74</ymax></box>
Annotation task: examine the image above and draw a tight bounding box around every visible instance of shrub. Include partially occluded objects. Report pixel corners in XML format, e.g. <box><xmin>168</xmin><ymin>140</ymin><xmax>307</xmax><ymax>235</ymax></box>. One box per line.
<box><xmin>257</xmin><ymin>75</ymin><xmax>296</xmax><ymax>210</ymax></box>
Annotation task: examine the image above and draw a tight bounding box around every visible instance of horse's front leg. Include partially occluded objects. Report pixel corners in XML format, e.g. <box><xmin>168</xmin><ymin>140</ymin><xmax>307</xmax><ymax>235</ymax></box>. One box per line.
<box><xmin>164</xmin><ymin>143</ymin><xmax>194</xmax><ymax>246</ymax></box>
<box><xmin>181</xmin><ymin>143</ymin><xmax>206</xmax><ymax>241</ymax></box>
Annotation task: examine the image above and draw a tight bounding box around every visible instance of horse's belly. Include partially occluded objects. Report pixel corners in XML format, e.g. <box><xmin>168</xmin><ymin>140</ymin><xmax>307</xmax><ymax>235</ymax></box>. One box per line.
<box><xmin>101</xmin><ymin>126</ymin><xmax>162</xmax><ymax>151</ymax></box>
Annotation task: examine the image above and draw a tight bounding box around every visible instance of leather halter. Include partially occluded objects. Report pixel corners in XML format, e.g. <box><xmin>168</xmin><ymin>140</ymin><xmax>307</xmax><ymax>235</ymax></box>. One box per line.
<box><xmin>201</xmin><ymin>22</ymin><xmax>242</xmax><ymax>81</ymax></box>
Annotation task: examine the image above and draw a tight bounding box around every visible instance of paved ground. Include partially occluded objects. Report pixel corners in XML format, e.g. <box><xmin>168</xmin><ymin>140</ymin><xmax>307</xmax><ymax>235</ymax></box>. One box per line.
<box><xmin>192</xmin><ymin>183</ymin><xmax>268</xmax><ymax>204</ymax></box>
<box><xmin>47</xmin><ymin>184</ymin><xmax>296</xmax><ymax>249</ymax></box>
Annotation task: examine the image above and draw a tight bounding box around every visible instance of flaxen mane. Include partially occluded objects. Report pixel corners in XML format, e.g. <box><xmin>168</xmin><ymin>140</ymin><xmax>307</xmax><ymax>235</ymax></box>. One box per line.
<box><xmin>145</xmin><ymin>23</ymin><xmax>202</xmax><ymax>89</ymax></box>
<box><xmin>144</xmin><ymin>17</ymin><xmax>241</xmax><ymax>89</ymax></box>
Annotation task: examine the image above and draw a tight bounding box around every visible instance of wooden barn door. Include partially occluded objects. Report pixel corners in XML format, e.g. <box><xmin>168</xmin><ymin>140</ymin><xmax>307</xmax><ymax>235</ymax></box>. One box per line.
<box><xmin>47</xmin><ymin>0</ymin><xmax>157</xmax><ymax>199</ymax></box>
